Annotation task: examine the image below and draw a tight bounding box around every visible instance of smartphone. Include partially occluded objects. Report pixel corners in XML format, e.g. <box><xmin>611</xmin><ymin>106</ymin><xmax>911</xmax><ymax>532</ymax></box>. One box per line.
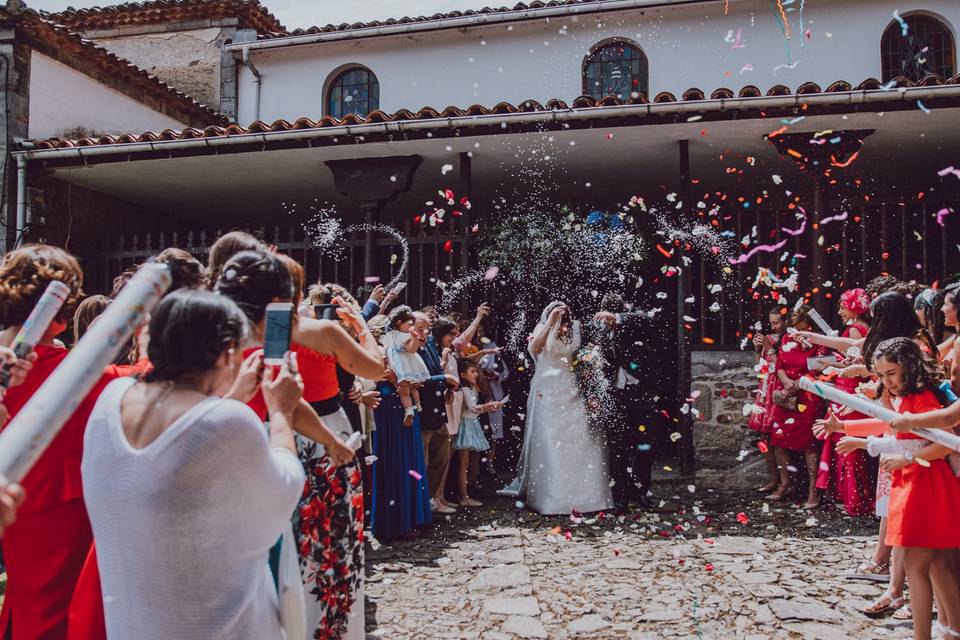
<box><xmin>263</xmin><ymin>302</ymin><xmax>294</xmax><ymax>365</ymax></box>
<box><xmin>390</xmin><ymin>281</ymin><xmax>407</xmax><ymax>296</ymax></box>
<box><xmin>314</xmin><ymin>304</ymin><xmax>341</xmax><ymax>321</ymax></box>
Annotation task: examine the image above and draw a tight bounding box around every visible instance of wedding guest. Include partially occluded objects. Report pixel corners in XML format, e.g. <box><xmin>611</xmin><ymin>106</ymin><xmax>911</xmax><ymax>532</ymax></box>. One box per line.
<box><xmin>205</xmin><ymin>230</ymin><xmax>263</xmax><ymax>288</ymax></box>
<box><xmin>824</xmin><ymin>338</ymin><xmax>960</xmax><ymax>639</ymax></box>
<box><xmin>479</xmin><ymin>332</ymin><xmax>510</xmax><ymax>476</ymax></box>
<box><xmin>215</xmin><ymin>250</ymin><xmax>381</xmax><ymax>640</ymax></box>
<box><xmin>81</xmin><ymin>289</ymin><xmax>306</xmax><ymax>639</ymax></box>
<box><xmin>453</xmin><ymin>360</ymin><xmax>501</xmax><ymax>507</ymax></box>
<box><xmin>426</xmin><ymin>316</ymin><xmax>459</xmax><ymax>514</ymax></box>
<box><xmin>750</xmin><ymin>306</ymin><xmax>786</xmax><ymax>493</ymax></box>
<box><xmin>767</xmin><ymin>305</ymin><xmax>827</xmax><ymax>508</ymax></box>
<box><xmin>815</xmin><ymin>288</ymin><xmax>874</xmax><ymax>516</ymax></box>
<box><xmin>153</xmin><ymin>247</ymin><xmax>205</xmax><ymax>292</ymax></box>
<box><xmin>371</xmin><ymin>361</ymin><xmax>433</xmax><ymax>541</ymax></box>
<box><xmin>0</xmin><ymin>482</ymin><xmax>25</xmax><ymax>538</ymax></box>
<box><xmin>0</xmin><ymin>346</ymin><xmax>34</xmax><ymax>538</ymax></box>
<box><xmin>382</xmin><ymin>306</ymin><xmax>432</xmax><ymax>426</ymax></box>
<box><xmin>72</xmin><ymin>295</ymin><xmax>110</xmax><ymax>344</ymax></box>
<box><xmin>0</xmin><ymin>245</ymin><xmax>107</xmax><ymax>639</ymax></box>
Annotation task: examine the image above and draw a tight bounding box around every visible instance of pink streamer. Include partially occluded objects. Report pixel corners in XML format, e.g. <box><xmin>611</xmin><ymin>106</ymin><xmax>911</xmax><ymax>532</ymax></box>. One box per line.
<box><xmin>936</xmin><ymin>207</ymin><xmax>953</xmax><ymax>227</ymax></box>
<box><xmin>938</xmin><ymin>166</ymin><xmax>960</xmax><ymax>180</ymax></box>
<box><xmin>729</xmin><ymin>238</ymin><xmax>789</xmax><ymax>265</ymax></box>
<box><xmin>819</xmin><ymin>211</ymin><xmax>848</xmax><ymax>225</ymax></box>
<box><xmin>781</xmin><ymin>206</ymin><xmax>808</xmax><ymax>236</ymax></box>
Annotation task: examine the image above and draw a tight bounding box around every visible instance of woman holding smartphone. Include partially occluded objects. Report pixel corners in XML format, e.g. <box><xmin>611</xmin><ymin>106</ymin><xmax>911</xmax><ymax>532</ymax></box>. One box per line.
<box><xmin>216</xmin><ymin>250</ymin><xmax>384</xmax><ymax>640</ymax></box>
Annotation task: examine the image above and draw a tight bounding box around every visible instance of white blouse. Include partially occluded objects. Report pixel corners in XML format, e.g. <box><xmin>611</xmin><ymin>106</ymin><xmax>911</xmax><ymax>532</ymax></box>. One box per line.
<box><xmin>81</xmin><ymin>377</ymin><xmax>305</xmax><ymax>640</ymax></box>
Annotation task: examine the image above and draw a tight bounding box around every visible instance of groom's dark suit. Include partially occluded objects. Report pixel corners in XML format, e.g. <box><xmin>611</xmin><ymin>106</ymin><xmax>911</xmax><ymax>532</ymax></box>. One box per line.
<box><xmin>595</xmin><ymin>311</ymin><xmax>655</xmax><ymax>510</ymax></box>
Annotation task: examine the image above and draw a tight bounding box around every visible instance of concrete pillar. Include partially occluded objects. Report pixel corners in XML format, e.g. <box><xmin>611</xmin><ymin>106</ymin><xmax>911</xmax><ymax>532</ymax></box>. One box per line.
<box><xmin>0</xmin><ymin>30</ymin><xmax>31</xmax><ymax>251</ymax></box>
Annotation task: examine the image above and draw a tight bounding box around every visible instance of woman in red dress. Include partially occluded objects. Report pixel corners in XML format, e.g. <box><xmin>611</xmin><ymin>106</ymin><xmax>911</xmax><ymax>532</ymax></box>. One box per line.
<box><xmin>0</xmin><ymin>245</ymin><xmax>116</xmax><ymax>640</ymax></box>
<box><xmin>815</xmin><ymin>288</ymin><xmax>875</xmax><ymax>515</ymax></box>
<box><xmin>767</xmin><ymin>305</ymin><xmax>827</xmax><ymax>508</ymax></box>
<box><xmin>749</xmin><ymin>306</ymin><xmax>786</xmax><ymax>493</ymax></box>
<box><xmin>827</xmin><ymin>337</ymin><xmax>960</xmax><ymax>639</ymax></box>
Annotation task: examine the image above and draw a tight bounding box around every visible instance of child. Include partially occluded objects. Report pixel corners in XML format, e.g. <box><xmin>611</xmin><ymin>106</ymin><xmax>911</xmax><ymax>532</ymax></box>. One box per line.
<box><xmin>452</xmin><ymin>360</ymin><xmax>502</xmax><ymax>507</ymax></box>
<box><xmin>382</xmin><ymin>305</ymin><xmax>431</xmax><ymax>426</ymax></box>
<box><xmin>816</xmin><ymin>337</ymin><xmax>960</xmax><ymax>639</ymax></box>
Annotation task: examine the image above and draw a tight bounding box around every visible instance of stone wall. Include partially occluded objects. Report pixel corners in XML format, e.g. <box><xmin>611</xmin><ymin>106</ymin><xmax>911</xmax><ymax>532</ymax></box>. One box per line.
<box><xmin>81</xmin><ymin>23</ymin><xmax>236</xmax><ymax>112</ymax></box>
<box><xmin>689</xmin><ymin>348</ymin><xmax>767</xmax><ymax>490</ymax></box>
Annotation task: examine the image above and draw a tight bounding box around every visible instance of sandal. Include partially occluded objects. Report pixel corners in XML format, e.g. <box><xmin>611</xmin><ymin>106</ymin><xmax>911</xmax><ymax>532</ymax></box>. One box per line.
<box><xmin>891</xmin><ymin>602</ymin><xmax>912</xmax><ymax>621</ymax></box>
<box><xmin>848</xmin><ymin>559</ymin><xmax>890</xmax><ymax>581</ymax></box>
<box><xmin>862</xmin><ymin>591</ymin><xmax>905</xmax><ymax>619</ymax></box>
<box><xmin>941</xmin><ymin>626</ymin><xmax>960</xmax><ymax>639</ymax></box>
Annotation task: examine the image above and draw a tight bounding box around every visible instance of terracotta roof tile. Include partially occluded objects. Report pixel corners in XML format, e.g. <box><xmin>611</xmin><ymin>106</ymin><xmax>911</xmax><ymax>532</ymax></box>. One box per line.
<box><xmin>3</xmin><ymin>6</ymin><xmax>227</xmax><ymax>127</ymax></box>
<box><xmin>44</xmin><ymin>0</ymin><xmax>284</xmax><ymax>33</ymax></box>
<box><xmin>26</xmin><ymin>76</ymin><xmax>960</xmax><ymax>150</ymax></box>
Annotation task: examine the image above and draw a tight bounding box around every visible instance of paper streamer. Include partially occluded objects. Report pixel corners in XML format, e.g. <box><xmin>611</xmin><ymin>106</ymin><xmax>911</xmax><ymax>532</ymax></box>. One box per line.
<box><xmin>806</xmin><ymin>308</ymin><xmax>836</xmax><ymax>336</ymax></box>
<box><xmin>0</xmin><ymin>281</ymin><xmax>71</xmax><ymax>398</ymax></box>
<box><xmin>799</xmin><ymin>377</ymin><xmax>960</xmax><ymax>453</ymax></box>
<box><xmin>729</xmin><ymin>238</ymin><xmax>789</xmax><ymax>265</ymax></box>
<box><xmin>0</xmin><ymin>264</ymin><xmax>171</xmax><ymax>484</ymax></box>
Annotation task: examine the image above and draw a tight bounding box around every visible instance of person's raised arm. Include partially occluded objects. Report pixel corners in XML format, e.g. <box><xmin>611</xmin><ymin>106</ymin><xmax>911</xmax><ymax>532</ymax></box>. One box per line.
<box><xmin>889</xmin><ymin>402</ymin><xmax>960</xmax><ymax>433</ymax></box>
<box><xmin>454</xmin><ymin>303</ymin><xmax>490</xmax><ymax>352</ymax></box>
<box><xmin>294</xmin><ymin>316</ymin><xmax>384</xmax><ymax>382</ymax></box>
<box><xmin>529</xmin><ymin>305</ymin><xmax>563</xmax><ymax>355</ymax></box>
<box><xmin>793</xmin><ymin>330</ymin><xmax>863</xmax><ymax>352</ymax></box>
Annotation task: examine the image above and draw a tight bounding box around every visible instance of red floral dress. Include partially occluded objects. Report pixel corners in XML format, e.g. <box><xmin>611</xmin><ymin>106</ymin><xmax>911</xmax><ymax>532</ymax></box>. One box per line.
<box><xmin>815</xmin><ymin>323</ymin><xmax>875</xmax><ymax>515</ymax></box>
<box><xmin>769</xmin><ymin>336</ymin><xmax>827</xmax><ymax>452</ymax></box>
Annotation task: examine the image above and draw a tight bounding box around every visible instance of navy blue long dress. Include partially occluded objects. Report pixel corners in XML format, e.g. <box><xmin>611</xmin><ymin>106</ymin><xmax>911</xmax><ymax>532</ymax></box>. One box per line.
<box><xmin>371</xmin><ymin>380</ymin><xmax>432</xmax><ymax>541</ymax></box>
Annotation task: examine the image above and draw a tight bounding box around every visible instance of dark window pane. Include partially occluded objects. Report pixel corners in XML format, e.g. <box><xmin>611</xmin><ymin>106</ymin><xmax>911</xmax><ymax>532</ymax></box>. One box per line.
<box><xmin>583</xmin><ymin>42</ymin><xmax>648</xmax><ymax>100</ymax></box>
<box><xmin>881</xmin><ymin>15</ymin><xmax>955</xmax><ymax>82</ymax></box>
<box><xmin>327</xmin><ymin>67</ymin><xmax>380</xmax><ymax>118</ymax></box>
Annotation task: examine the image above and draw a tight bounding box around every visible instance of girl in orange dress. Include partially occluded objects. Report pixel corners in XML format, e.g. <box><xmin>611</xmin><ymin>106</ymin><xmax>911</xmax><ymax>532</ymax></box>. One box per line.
<box><xmin>819</xmin><ymin>337</ymin><xmax>960</xmax><ymax>639</ymax></box>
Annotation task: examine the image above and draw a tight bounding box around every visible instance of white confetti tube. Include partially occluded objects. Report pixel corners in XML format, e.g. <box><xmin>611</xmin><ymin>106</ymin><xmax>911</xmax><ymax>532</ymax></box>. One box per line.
<box><xmin>806</xmin><ymin>308</ymin><xmax>837</xmax><ymax>336</ymax></box>
<box><xmin>0</xmin><ymin>280</ymin><xmax>71</xmax><ymax>397</ymax></box>
<box><xmin>799</xmin><ymin>377</ymin><xmax>960</xmax><ymax>453</ymax></box>
<box><xmin>0</xmin><ymin>264</ymin><xmax>171</xmax><ymax>483</ymax></box>
<box><xmin>345</xmin><ymin>431</ymin><xmax>363</xmax><ymax>452</ymax></box>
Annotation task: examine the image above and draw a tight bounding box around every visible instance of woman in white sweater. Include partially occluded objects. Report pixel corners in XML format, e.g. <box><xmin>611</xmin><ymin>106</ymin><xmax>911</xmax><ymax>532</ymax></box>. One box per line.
<box><xmin>81</xmin><ymin>289</ymin><xmax>306</xmax><ymax>639</ymax></box>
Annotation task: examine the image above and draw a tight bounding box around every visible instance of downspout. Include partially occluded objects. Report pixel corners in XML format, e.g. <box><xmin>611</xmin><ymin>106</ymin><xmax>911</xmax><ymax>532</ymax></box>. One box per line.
<box><xmin>14</xmin><ymin>153</ymin><xmax>27</xmax><ymax>249</ymax></box>
<box><xmin>241</xmin><ymin>46</ymin><xmax>262</xmax><ymax>122</ymax></box>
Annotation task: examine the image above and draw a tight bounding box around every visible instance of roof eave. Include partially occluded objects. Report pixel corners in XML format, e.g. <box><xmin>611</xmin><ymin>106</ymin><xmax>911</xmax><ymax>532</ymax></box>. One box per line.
<box><xmin>18</xmin><ymin>84</ymin><xmax>960</xmax><ymax>164</ymax></box>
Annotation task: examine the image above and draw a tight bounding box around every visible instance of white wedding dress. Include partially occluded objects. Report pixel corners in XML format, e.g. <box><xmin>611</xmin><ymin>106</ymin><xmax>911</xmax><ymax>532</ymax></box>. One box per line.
<box><xmin>501</xmin><ymin>309</ymin><xmax>613</xmax><ymax>515</ymax></box>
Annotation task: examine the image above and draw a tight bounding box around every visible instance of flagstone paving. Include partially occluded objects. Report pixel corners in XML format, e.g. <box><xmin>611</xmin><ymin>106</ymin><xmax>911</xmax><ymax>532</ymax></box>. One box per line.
<box><xmin>366</xmin><ymin>488</ymin><xmax>907</xmax><ymax>639</ymax></box>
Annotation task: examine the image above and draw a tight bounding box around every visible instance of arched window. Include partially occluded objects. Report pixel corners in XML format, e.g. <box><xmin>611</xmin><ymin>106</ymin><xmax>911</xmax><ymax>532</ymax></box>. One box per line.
<box><xmin>881</xmin><ymin>15</ymin><xmax>955</xmax><ymax>82</ymax></box>
<box><xmin>326</xmin><ymin>67</ymin><xmax>380</xmax><ymax>119</ymax></box>
<box><xmin>582</xmin><ymin>40</ymin><xmax>648</xmax><ymax>100</ymax></box>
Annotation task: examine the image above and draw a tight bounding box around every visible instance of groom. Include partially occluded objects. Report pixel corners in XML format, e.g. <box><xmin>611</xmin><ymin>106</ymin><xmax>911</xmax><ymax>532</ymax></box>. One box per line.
<box><xmin>593</xmin><ymin>293</ymin><xmax>655</xmax><ymax>511</ymax></box>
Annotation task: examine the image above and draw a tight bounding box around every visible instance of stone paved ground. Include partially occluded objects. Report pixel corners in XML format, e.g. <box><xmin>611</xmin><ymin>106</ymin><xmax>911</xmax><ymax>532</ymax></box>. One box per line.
<box><xmin>366</xmin><ymin>483</ymin><xmax>912</xmax><ymax>639</ymax></box>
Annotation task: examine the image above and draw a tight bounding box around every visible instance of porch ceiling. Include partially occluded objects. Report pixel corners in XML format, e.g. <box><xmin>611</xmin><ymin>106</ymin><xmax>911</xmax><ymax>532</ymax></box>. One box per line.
<box><xmin>43</xmin><ymin>108</ymin><xmax>960</xmax><ymax>226</ymax></box>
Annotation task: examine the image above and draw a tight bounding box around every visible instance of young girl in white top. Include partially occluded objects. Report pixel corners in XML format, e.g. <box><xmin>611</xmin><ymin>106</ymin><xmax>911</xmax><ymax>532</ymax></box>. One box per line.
<box><xmin>382</xmin><ymin>305</ymin><xmax>431</xmax><ymax>426</ymax></box>
<box><xmin>453</xmin><ymin>360</ymin><xmax>503</xmax><ymax>507</ymax></box>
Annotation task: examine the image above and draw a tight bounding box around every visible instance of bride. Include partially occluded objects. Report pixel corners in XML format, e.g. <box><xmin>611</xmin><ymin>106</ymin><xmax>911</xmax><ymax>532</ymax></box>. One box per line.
<box><xmin>500</xmin><ymin>301</ymin><xmax>613</xmax><ymax>514</ymax></box>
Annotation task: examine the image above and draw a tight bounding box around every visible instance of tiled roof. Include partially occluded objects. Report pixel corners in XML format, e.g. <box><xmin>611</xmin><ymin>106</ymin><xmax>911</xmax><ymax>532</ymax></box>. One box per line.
<box><xmin>256</xmin><ymin>0</ymin><xmax>704</xmax><ymax>40</ymax></box>
<box><xmin>28</xmin><ymin>75</ymin><xmax>960</xmax><ymax>150</ymax></box>
<box><xmin>44</xmin><ymin>0</ymin><xmax>284</xmax><ymax>33</ymax></box>
<box><xmin>3</xmin><ymin>6</ymin><xmax>228</xmax><ymax>127</ymax></box>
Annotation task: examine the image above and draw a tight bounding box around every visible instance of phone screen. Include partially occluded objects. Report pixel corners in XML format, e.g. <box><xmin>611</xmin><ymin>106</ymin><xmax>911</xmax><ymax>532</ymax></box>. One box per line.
<box><xmin>263</xmin><ymin>304</ymin><xmax>293</xmax><ymax>362</ymax></box>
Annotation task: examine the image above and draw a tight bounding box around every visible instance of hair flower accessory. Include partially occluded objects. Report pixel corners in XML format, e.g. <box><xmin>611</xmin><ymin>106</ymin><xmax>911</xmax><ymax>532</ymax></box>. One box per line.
<box><xmin>223</xmin><ymin>268</ymin><xmax>238</xmax><ymax>281</ymax></box>
<box><xmin>840</xmin><ymin>288</ymin><xmax>870</xmax><ymax>316</ymax></box>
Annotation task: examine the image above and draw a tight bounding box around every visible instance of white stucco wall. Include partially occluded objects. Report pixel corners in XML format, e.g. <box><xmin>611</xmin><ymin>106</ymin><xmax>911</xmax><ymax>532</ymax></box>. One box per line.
<box><xmin>237</xmin><ymin>0</ymin><xmax>960</xmax><ymax>124</ymax></box>
<box><xmin>28</xmin><ymin>51</ymin><xmax>187</xmax><ymax>140</ymax></box>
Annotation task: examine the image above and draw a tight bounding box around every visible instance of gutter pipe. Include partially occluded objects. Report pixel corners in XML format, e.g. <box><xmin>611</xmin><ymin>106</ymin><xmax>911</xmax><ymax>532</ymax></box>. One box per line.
<box><xmin>225</xmin><ymin>0</ymin><xmax>723</xmax><ymax>52</ymax></box>
<box><xmin>14</xmin><ymin>85</ymin><xmax>960</xmax><ymax>163</ymax></box>
<box><xmin>241</xmin><ymin>45</ymin><xmax>263</xmax><ymax>122</ymax></box>
<box><xmin>14</xmin><ymin>153</ymin><xmax>27</xmax><ymax>248</ymax></box>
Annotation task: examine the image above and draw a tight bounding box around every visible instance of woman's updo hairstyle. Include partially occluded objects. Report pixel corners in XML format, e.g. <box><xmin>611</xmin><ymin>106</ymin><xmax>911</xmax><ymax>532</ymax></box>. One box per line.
<box><xmin>145</xmin><ymin>289</ymin><xmax>247</xmax><ymax>383</ymax></box>
<box><xmin>206</xmin><ymin>231</ymin><xmax>264</xmax><ymax>289</ymax></box>
<box><xmin>0</xmin><ymin>244</ymin><xmax>84</xmax><ymax>327</ymax></box>
<box><xmin>214</xmin><ymin>250</ymin><xmax>293</xmax><ymax>324</ymax></box>
<box><xmin>154</xmin><ymin>247</ymin><xmax>206</xmax><ymax>293</ymax></box>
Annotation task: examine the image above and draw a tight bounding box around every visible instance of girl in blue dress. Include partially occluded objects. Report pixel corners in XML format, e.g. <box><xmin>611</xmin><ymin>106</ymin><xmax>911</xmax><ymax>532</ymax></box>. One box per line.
<box><xmin>453</xmin><ymin>360</ymin><xmax>504</xmax><ymax>507</ymax></box>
